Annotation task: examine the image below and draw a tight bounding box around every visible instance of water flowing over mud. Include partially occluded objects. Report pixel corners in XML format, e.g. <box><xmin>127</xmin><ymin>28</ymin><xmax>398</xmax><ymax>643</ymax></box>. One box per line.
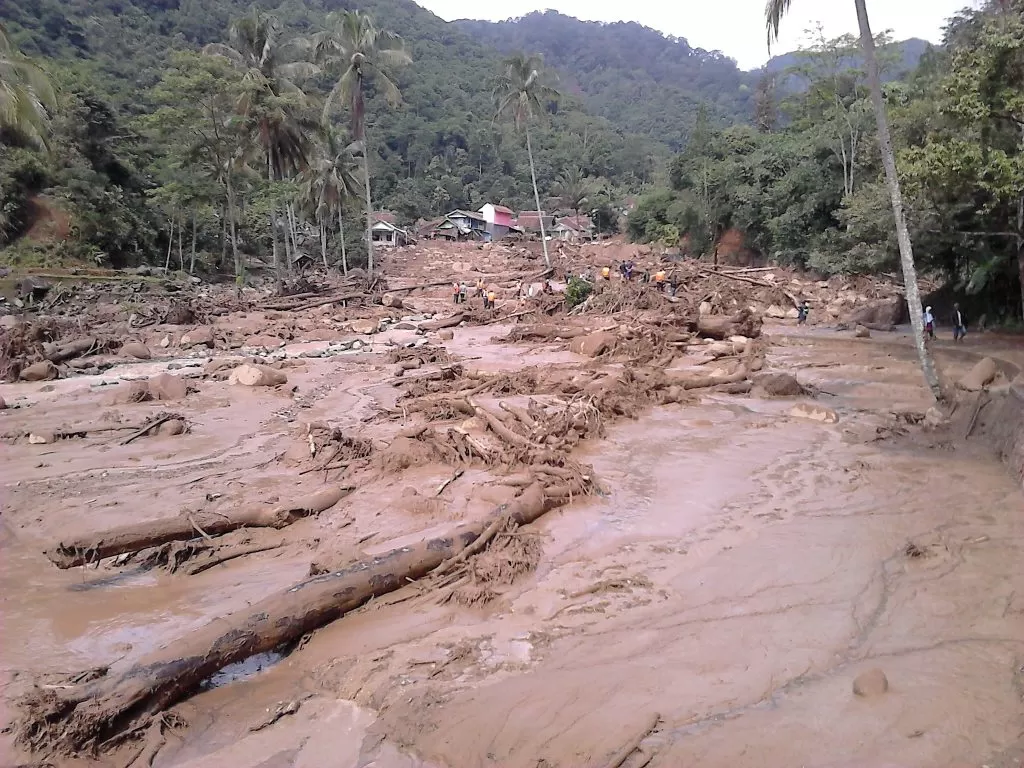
<box><xmin>1</xmin><ymin>247</ymin><xmax>1022</xmax><ymax>768</ymax></box>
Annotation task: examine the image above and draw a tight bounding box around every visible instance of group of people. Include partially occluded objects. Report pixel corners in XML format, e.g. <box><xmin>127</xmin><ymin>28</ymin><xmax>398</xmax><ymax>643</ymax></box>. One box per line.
<box><xmin>923</xmin><ymin>303</ymin><xmax>968</xmax><ymax>342</ymax></box>
<box><xmin>596</xmin><ymin>261</ymin><xmax>677</xmax><ymax>294</ymax></box>
<box><xmin>452</xmin><ymin>279</ymin><xmax>497</xmax><ymax>310</ymax></box>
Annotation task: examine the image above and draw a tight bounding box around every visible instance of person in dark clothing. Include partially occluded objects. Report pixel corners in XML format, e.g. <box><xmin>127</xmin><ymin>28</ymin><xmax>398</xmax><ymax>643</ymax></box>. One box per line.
<box><xmin>952</xmin><ymin>303</ymin><xmax>967</xmax><ymax>342</ymax></box>
<box><xmin>797</xmin><ymin>300</ymin><xmax>809</xmax><ymax>325</ymax></box>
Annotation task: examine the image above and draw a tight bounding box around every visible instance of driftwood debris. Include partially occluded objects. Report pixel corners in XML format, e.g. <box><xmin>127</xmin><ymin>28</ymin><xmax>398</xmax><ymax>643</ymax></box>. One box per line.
<box><xmin>17</xmin><ymin>482</ymin><xmax>573</xmax><ymax>755</ymax></box>
<box><xmin>44</xmin><ymin>486</ymin><xmax>349</xmax><ymax>569</ymax></box>
<box><xmin>44</xmin><ymin>337</ymin><xmax>98</xmax><ymax>364</ymax></box>
<box><xmin>696</xmin><ymin>308</ymin><xmax>762</xmax><ymax>340</ymax></box>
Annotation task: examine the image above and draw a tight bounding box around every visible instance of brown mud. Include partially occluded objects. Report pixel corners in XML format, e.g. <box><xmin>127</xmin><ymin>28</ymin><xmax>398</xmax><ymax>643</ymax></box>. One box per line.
<box><xmin>1</xmin><ymin>239</ymin><xmax>1022</xmax><ymax>768</ymax></box>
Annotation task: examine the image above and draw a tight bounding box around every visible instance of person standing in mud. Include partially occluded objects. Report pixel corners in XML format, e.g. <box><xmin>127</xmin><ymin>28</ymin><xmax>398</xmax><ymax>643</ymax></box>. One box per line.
<box><xmin>797</xmin><ymin>300</ymin><xmax>809</xmax><ymax>325</ymax></box>
<box><xmin>452</xmin><ymin>281</ymin><xmax>461</xmax><ymax>305</ymax></box>
<box><xmin>952</xmin><ymin>303</ymin><xmax>967</xmax><ymax>342</ymax></box>
<box><xmin>923</xmin><ymin>306</ymin><xmax>935</xmax><ymax>339</ymax></box>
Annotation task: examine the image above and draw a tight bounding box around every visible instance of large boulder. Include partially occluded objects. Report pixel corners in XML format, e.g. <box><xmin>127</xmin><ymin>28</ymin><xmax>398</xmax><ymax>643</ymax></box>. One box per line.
<box><xmin>180</xmin><ymin>325</ymin><xmax>215</xmax><ymax>348</ymax></box>
<box><xmin>957</xmin><ymin>357</ymin><xmax>997</xmax><ymax>392</ymax></box>
<box><xmin>753</xmin><ymin>372</ymin><xmax>806</xmax><ymax>397</ymax></box>
<box><xmin>147</xmin><ymin>372</ymin><xmax>189</xmax><ymax>401</ymax></box>
<box><xmin>569</xmin><ymin>331</ymin><xmax>617</xmax><ymax>358</ymax></box>
<box><xmin>852</xmin><ymin>668</ymin><xmax>889</xmax><ymax>697</ymax></box>
<box><xmin>349</xmin><ymin>318</ymin><xmax>381</xmax><ymax>335</ymax></box>
<box><xmin>854</xmin><ymin>324</ymin><xmax>871</xmax><ymax>338</ymax></box>
<box><xmin>20</xmin><ymin>361</ymin><xmax>58</xmax><ymax>382</ymax></box>
<box><xmin>121</xmin><ymin>342</ymin><xmax>152</xmax><ymax>360</ymax></box>
<box><xmin>849</xmin><ymin>298</ymin><xmax>903</xmax><ymax>327</ymax></box>
<box><xmin>228</xmin><ymin>364</ymin><xmax>288</xmax><ymax>387</ymax></box>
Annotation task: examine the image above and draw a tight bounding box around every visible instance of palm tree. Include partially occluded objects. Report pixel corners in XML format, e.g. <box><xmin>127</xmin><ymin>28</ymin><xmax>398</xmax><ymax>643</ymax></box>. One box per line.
<box><xmin>204</xmin><ymin>9</ymin><xmax>316</xmax><ymax>290</ymax></box>
<box><xmin>495</xmin><ymin>53</ymin><xmax>559</xmax><ymax>268</ymax></box>
<box><xmin>766</xmin><ymin>0</ymin><xmax>942</xmax><ymax>401</ymax></box>
<box><xmin>553</xmin><ymin>165</ymin><xmax>594</xmax><ymax>221</ymax></box>
<box><xmin>0</xmin><ymin>23</ymin><xmax>56</xmax><ymax>150</ymax></box>
<box><xmin>314</xmin><ymin>10</ymin><xmax>411</xmax><ymax>279</ymax></box>
<box><xmin>301</xmin><ymin>124</ymin><xmax>361</xmax><ymax>273</ymax></box>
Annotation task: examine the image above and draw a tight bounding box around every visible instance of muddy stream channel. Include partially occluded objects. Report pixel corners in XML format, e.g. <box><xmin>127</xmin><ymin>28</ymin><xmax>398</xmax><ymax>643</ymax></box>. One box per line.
<box><xmin>1</xmin><ymin>324</ymin><xmax>1022</xmax><ymax>768</ymax></box>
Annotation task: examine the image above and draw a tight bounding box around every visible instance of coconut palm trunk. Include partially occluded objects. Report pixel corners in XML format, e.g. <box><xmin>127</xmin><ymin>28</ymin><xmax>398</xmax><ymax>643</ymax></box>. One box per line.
<box><xmin>525</xmin><ymin>123</ymin><xmax>550</xmax><ymax>268</ymax></box>
<box><xmin>362</xmin><ymin>148</ymin><xmax>374</xmax><ymax>277</ymax></box>
<box><xmin>854</xmin><ymin>0</ymin><xmax>941</xmax><ymax>400</ymax></box>
<box><xmin>338</xmin><ymin>207</ymin><xmax>348</xmax><ymax>275</ymax></box>
<box><xmin>268</xmin><ymin>156</ymin><xmax>283</xmax><ymax>293</ymax></box>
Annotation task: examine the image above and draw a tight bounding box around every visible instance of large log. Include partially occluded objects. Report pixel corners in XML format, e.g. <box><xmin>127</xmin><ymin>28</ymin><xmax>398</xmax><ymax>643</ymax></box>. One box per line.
<box><xmin>696</xmin><ymin>308</ymin><xmax>762</xmax><ymax>340</ymax></box>
<box><xmin>19</xmin><ymin>483</ymin><xmax>567</xmax><ymax>755</ymax></box>
<box><xmin>44</xmin><ymin>487</ymin><xmax>349</xmax><ymax>569</ymax></box>
<box><xmin>421</xmin><ymin>312</ymin><xmax>465</xmax><ymax>331</ymax></box>
<box><xmin>43</xmin><ymin>337</ymin><xmax>97</xmax><ymax>364</ymax></box>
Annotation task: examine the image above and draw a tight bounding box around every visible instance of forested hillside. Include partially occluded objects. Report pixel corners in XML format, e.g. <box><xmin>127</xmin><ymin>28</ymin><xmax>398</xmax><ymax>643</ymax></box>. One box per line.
<box><xmin>0</xmin><ymin>0</ymin><xmax>665</xmax><ymax>271</ymax></box>
<box><xmin>629</xmin><ymin>0</ymin><xmax>1024</xmax><ymax>322</ymax></box>
<box><xmin>457</xmin><ymin>11</ymin><xmax>753</xmax><ymax>150</ymax></box>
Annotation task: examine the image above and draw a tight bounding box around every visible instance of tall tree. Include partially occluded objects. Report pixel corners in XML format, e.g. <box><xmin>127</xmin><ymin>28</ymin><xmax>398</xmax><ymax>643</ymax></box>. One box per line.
<box><xmin>0</xmin><ymin>23</ymin><xmax>56</xmax><ymax>149</ymax></box>
<box><xmin>315</xmin><ymin>10</ymin><xmax>411</xmax><ymax>279</ymax></box>
<box><xmin>766</xmin><ymin>0</ymin><xmax>943</xmax><ymax>401</ymax></box>
<box><xmin>301</xmin><ymin>123</ymin><xmax>362</xmax><ymax>273</ymax></box>
<box><xmin>495</xmin><ymin>53</ymin><xmax>560</xmax><ymax>268</ymax></box>
<box><xmin>204</xmin><ymin>9</ymin><xmax>315</xmax><ymax>291</ymax></box>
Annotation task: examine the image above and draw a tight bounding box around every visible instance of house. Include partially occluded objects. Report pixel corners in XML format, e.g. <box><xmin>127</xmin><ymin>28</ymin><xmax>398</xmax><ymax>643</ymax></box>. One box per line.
<box><xmin>421</xmin><ymin>210</ymin><xmax>488</xmax><ymax>240</ymax></box>
<box><xmin>369</xmin><ymin>216</ymin><xmax>410</xmax><ymax>247</ymax></box>
<box><xmin>479</xmin><ymin>203</ymin><xmax>514</xmax><ymax>240</ymax></box>
<box><xmin>516</xmin><ymin>210</ymin><xmax>555</xmax><ymax>235</ymax></box>
<box><xmin>552</xmin><ymin>215</ymin><xmax>595</xmax><ymax>242</ymax></box>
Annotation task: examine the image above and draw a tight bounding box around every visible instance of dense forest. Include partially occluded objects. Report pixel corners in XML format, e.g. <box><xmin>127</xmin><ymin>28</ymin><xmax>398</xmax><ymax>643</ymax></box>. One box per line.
<box><xmin>0</xmin><ymin>0</ymin><xmax>1022</xmax><ymax>320</ymax></box>
<box><xmin>0</xmin><ymin>0</ymin><xmax>668</xmax><ymax>275</ymax></box>
<box><xmin>628</xmin><ymin>1</ymin><xmax>1024</xmax><ymax>322</ymax></box>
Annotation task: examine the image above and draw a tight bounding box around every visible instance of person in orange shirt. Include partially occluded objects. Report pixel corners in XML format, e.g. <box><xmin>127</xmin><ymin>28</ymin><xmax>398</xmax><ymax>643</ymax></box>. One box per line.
<box><xmin>485</xmin><ymin>290</ymin><xmax>496</xmax><ymax>310</ymax></box>
<box><xmin>654</xmin><ymin>269</ymin><xmax>666</xmax><ymax>291</ymax></box>
<box><xmin>600</xmin><ymin>266</ymin><xmax>611</xmax><ymax>280</ymax></box>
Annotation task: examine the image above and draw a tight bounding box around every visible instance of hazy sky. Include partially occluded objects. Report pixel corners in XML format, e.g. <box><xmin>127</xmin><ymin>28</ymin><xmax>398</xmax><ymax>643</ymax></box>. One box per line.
<box><xmin>417</xmin><ymin>0</ymin><xmax>980</xmax><ymax>70</ymax></box>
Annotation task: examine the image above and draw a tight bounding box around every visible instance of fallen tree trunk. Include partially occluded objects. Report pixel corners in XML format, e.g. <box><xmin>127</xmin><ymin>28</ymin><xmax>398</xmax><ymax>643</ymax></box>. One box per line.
<box><xmin>44</xmin><ymin>337</ymin><xmax>97</xmax><ymax>364</ymax></box>
<box><xmin>18</xmin><ymin>482</ymin><xmax>570</xmax><ymax>755</ymax></box>
<box><xmin>44</xmin><ymin>486</ymin><xmax>349</xmax><ymax>569</ymax></box>
<box><xmin>696</xmin><ymin>309</ymin><xmax>762</xmax><ymax>340</ymax></box>
<box><xmin>420</xmin><ymin>313</ymin><xmax>465</xmax><ymax>331</ymax></box>
<box><xmin>262</xmin><ymin>292</ymin><xmax>363</xmax><ymax>312</ymax></box>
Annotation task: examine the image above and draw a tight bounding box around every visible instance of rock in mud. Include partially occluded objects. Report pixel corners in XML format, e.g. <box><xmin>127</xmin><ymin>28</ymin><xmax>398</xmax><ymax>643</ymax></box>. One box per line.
<box><xmin>924</xmin><ymin>407</ymin><xmax>948</xmax><ymax>428</ymax></box>
<box><xmin>854</xmin><ymin>324</ymin><xmax>871</xmax><ymax>338</ymax></box>
<box><xmin>706</xmin><ymin>341</ymin><xmax>734</xmax><ymax>358</ymax></box>
<box><xmin>957</xmin><ymin>357</ymin><xmax>997</xmax><ymax>392</ymax></box>
<box><xmin>228</xmin><ymin>364</ymin><xmax>288</xmax><ymax>387</ymax></box>
<box><xmin>158</xmin><ymin>419</ymin><xmax>186</xmax><ymax>436</ymax></box>
<box><xmin>147</xmin><ymin>373</ymin><xmax>189</xmax><ymax>401</ymax></box>
<box><xmin>569</xmin><ymin>331</ymin><xmax>617</xmax><ymax>358</ymax></box>
<box><xmin>764</xmin><ymin>304</ymin><xmax>789</xmax><ymax>319</ymax></box>
<box><xmin>0</xmin><ymin>396</ymin><xmax>6</xmax><ymax>409</ymax></box>
<box><xmin>730</xmin><ymin>335</ymin><xmax>749</xmax><ymax>354</ymax></box>
<box><xmin>789</xmin><ymin>403</ymin><xmax>839</xmax><ymax>424</ymax></box>
<box><xmin>438</xmin><ymin>329</ymin><xmax>454</xmax><ymax>341</ymax></box>
<box><xmin>853</xmin><ymin>668</ymin><xmax>889</xmax><ymax>697</ymax></box>
<box><xmin>180</xmin><ymin>326</ymin><xmax>215</xmax><ymax>348</ymax></box>
<box><xmin>699</xmin><ymin>301</ymin><xmax>713</xmax><ymax>316</ymax></box>
<box><xmin>382</xmin><ymin>292</ymin><xmax>403</xmax><ymax>309</ymax></box>
<box><xmin>349</xmin><ymin>318</ymin><xmax>380</xmax><ymax>335</ymax></box>
<box><xmin>245</xmin><ymin>334</ymin><xmax>285</xmax><ymax>350</ymax></box>
<box><xmin>159</xmin><ymin>335</ymin><xmax>171</xmax><ymax>348</ymax></box>
<box><xmin>28</xmin><ymin>432</ymin><xmax>54</xmax><ymax>444</ymax></box>
<box><xmin>20</xmin><ymin>361</ymin><xmax>58</xmax><ymax>382</ymax></box>
<box><xmin>850</xmin><ymin>298</ymin><xmax>903</xmax><ymax>327</ymax></box>
<box><xmin>121</xmin><ymin>342</ymin><xmax>152</xmax><ymax>360</ymax></box>
<box><xmin>753</xmin><ymin>372</ymin><xmax>805</xmax><ymax>397</ymax></box>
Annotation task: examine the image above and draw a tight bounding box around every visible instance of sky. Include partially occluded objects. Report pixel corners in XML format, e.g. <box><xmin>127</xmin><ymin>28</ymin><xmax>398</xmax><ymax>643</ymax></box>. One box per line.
<box><xmin>415</xmin><ymin>0</ymin><xmax>981</xmax><ymax>70</ymax></box>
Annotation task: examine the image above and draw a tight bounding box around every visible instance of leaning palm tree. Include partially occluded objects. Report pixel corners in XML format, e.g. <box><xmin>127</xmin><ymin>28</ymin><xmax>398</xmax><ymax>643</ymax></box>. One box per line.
<box><xmin>0</xmin><ymin>23</ymin><xmax>56</xmax><ymax>150</ymax></box>
<box><xmin>204</xmin><ymin>9</ymin><xmax>316</xmax><ymax>290</ymax></box>
<box><xmin>495</xmin><ymin>53</ymin><xmax>559</xmax><ymax>268</ymax></box>
<box><xmin>314</xmin><ymin>10</ymin><xmax>411</xmax><ymax>279</ymax></box>
<box><xmin>766</xmin><ymin>0</ymin><xmax>942</xmax><ymax>401</ymax></box>
<box><xmin>553</xmin><ymin>165</ymin><xmax>594</xmax><ymax>221</ymax></box>
<box><xmin>300</xmin><ymin>124</ymin><xmax>361</xmax><ymax>273</ymax></box>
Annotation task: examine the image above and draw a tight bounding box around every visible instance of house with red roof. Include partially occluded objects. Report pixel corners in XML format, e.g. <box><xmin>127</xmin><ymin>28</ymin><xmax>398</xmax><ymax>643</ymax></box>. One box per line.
<box><xmin>479</xmin><ymin>203</ymin><xmax>514</xmax><ymax>241</ymax></box>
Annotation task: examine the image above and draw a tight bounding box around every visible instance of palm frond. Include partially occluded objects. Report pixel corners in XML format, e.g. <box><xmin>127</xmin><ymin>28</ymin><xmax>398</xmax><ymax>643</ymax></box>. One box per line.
<box><xmin>765</xmin><ymin>0</ymin><xmax>793</xmax><ymax>48</ymax></box>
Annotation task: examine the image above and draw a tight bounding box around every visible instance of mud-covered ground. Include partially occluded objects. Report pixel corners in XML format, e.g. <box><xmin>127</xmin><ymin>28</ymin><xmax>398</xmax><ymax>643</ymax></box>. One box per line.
<box><xmin>1</xmin><ymin>242</ymin><xmax>1022</xmax><ymax>768</ymax></box>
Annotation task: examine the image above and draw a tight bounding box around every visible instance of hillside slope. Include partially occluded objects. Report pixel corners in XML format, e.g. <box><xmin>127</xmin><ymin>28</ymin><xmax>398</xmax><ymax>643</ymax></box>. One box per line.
<box><xmin>457</xmin><ymin>11</ymin><xmax>755</xmax><ymax>150</ymax></box>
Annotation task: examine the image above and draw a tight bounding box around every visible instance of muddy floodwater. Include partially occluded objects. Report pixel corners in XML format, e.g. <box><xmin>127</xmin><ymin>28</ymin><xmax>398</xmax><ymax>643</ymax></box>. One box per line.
<box><xmin>1</xmin><ymin>321</ymin><xmax>1023</xmax><ymax>768</ymax></box>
